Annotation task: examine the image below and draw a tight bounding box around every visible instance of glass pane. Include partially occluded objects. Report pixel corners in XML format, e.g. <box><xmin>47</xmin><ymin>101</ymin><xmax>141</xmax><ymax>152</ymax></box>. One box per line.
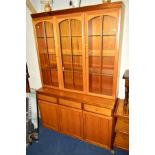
<box><xmin>62</xmin><ymin>55</ymin><xmax>72</xmax><ymax>70</ymax></box>
<box><xmin>36</xmin><ymin>22</ymin><xmax>59</xmax><ymax>87</ymax></box>
<box><xmin>88</xmin><ymin>15</ymin><xmax>115</xmax><ymax>95</ymax></box>
<box><xmin>88</xmin><ymin>16</ymin><xmax>102</xmax><ymax>36</ymax></box>
<box><xmin>101</xmin><ymin>75</ymin><xmax>113</xmax><ymax>95</ymax></box>
<box><xmin>51</xmin><ymin>70</ymin><xmax>59</xmax><ymax>86</ymax></box>
<box><xmin>103</xmin><ymin>36</ymin><xmax>116</xmax><ymax>50</ymax></box>
<box><xmin>102</xmin><ymin>56</ymin><xmax>114</xmax><ymax>68</ymax></box>
<box><xmin>49</xmin><ymin>54</ymin><xmax>57</xmax><ymax>68</ymax></box>
<box><xmin>89</xmin><ymin>73</ymin><xmax>113</xmax><ymax>95</ymax></box>
<box><xmin>74</xmin><ymin>71</ymin><xmax>83</xmax><ymax>91</ymax></box>
<box><xmin>61</xmin><ymin>37</ymin><xmax>71</xmax><ymax>55</ymax></box>
<box><xmin>39</xmin><ymin>54</ymin><xmax>49</xmax><ymax>68</ymax></box>
<box><xmin>35</xmin><ymin>22</ymin><xmax>45</xmax><ymax>37</ymax></box>
<box><xmin>89</xmin><ymin>74</ymin><xmax>101</xmax><ymax>94</ymax></box>
<box><xmin>89</xmin><ymin>56</ymin><xmax>101</xmax><ymax>72</ymax></box>
<box><xmin>41</xmin><ymin>69</ymin><xmax>52</xmax><ymax>85</ymax></box>
<box><xmin>63</xmin><ymin>71</ymin><xmax>74</xmax><ymax>89</ymax></box>
<box><xmin>59</xmin><ymin>20</ymin><xmax>70</xmax><ymax>36</ymax></box>
<box><xmin>71</xmin><ymin>19</ymin><xmax>82</xmax><ymax>36</ymax></box>
<box><xmin>59</xmin><ymin>19</ymin><xmax>83</xmax><ymax>91</ymax></box>
<box><xmin>47</xmin><ymin>38</ymin><xmax>55</xmax><ymax>54</ymax></box>
<box><xmin>88</xmin><ymin>36</ymin><xmax>101</xmax><ymax>56</ymax></box>
<box><xmin>73</xmin><ymin>55</ymin><xmax>82</xmax><ymax>71</ymax></box>
<box><xmin>72</xmin><ymin>37</ymin><xmax>82</xmax><ymax>55</ymax></box>
<box><xmin>103</xmin><ymin>16</ymin><xmax>117</xmax><ymax>35</ymax></box>
<box><xmin>37</xmin><ymin>38</ymin><xmax>47</xmax><ymax>53</ymax></box>
<box><xmin>44</xmin><ymin>22</ymin><xmax>54</xmax><ymax>37</ymax></box>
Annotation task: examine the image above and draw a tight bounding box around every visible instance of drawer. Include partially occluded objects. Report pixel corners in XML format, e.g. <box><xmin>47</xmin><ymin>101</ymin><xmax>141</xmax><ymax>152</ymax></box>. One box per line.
<box><xmin>115</xmin><ymin>118</ymin><xmax>129</xmax><ymax>134</ymax></box>
<box><xmin>37</xmin><ymin>94</ymin><xmax>57</xmax><ymax>103</ymax></box>
<box><xmin>84</xmin><ymin>104</ymin><xmax>112</xmax><ymax>116</ymax></box>
<box><xmin>59</xmin><ymin>98</ymin><xmax>82</xmax><ymax>109</ymax></box>
<box><xmin>114</xmin><ymin>132</ymin><xmax>129</xmax><ymax>150</ymax></box>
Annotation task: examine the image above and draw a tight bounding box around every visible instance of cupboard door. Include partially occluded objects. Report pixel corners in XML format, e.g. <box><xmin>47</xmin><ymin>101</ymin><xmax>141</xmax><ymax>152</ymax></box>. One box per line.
<box><xmin>59</xmin><ymin>105</ymin><xmax>83</xmax><ymax>139</ymax></box>
<box><xmin>85</xmin><ymin>10</ymin><xmax>119</xmax><ymax>97</ymax></box>
<box><xmin>38</xmin><ymin>100</ymin><xmax>59</xmax><ymax>131</ymax></box>
<box><xmin>35</xmin><ymin>21</ymin><xmax>59</xmax><ymax>87</ymax></box>
<box><xmin>83</xmin><ymin>111</ymin><xmax>113</xmax><ymax>149</ymax></box>
<box><xmin>56</xmin><ymin>14</ymin><xmax>85</xmax><ymax>91</ymax></box>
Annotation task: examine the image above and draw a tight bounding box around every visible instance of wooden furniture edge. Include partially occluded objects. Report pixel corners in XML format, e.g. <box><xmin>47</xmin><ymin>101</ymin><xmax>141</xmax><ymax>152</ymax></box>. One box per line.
<box><xmin>36</xmin><ymin>87</ymin><xmax>116</xmax><ymax>110</ymax></box>
<box><xmin>31</xmin><ymin>2</ymin><xmax>123</xmax><ymax>18</ymax></box>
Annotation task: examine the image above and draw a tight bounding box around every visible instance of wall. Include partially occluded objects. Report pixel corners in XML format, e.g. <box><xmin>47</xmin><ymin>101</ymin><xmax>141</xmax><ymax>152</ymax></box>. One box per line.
<box><xmin>26</xmin><ymin>0</ymin><xmax>129</xmax><ymax>99</ymax></box>
<box><xmin>26</xmin><ymin>7</ymin><xmax>42</xmax><ymax>89</ymax></box>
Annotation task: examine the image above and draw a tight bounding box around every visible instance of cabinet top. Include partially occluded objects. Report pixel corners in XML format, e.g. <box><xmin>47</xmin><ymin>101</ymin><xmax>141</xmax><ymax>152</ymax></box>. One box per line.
<box><xmin>37</xmin><ymin>88</ymin><xmax>116</xmax><ymax>110</ymax></box>
<box><xmin>31</xmin><ymin>1</ymin><xmax>123</xmax><ymax>18</ymax></box>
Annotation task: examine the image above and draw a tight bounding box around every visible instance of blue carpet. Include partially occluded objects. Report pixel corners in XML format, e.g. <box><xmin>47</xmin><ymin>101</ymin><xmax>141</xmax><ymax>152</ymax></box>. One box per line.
<box><xmin>26</xmin><ymin>122</ymin><xmax>128</xmax><ymax>155</ymax></box>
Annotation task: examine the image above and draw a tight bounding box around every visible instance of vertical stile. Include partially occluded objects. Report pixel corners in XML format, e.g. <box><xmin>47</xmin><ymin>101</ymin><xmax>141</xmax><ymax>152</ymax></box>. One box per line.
<box><xmin>44</xmin><ymin>21</ymin><xmax>53</xmax><ymax>85</ymax></box>
<box><xmin>100</xmin><ymin>16</ymin><xmax>104</xmax><ymax>93</ymax></box>
<box><xmin>69</xmin><ymin>19</ymin><xmax>75</xmax><ymax>89</ymax></box>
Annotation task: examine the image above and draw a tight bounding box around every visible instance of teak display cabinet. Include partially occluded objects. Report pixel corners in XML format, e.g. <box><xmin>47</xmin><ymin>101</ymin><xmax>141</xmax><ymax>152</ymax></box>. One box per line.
<box><xmin>32</xmin><ymin>1</ymin><xmax>123</xmax><ymax>150</ymax></box>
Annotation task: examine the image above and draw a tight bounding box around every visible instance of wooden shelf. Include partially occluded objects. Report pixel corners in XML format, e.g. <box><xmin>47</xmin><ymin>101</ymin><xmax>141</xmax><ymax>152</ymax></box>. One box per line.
<box><xmin>36</xmin><ymin>36</ymin><xmax>54</xmax><ymax>38</ymax></box>
<box><xmin>89</xmin><ymin>65</ymin><xmax>114</xmax><ymax>69</ymax></box>
<box><xmin>48</xmin><ymin>49</ymin><xmax>56</xmax><ymax>54</ymax></box>
<box><xmin>63</xmin><ymin>69</ymin><xmax>83</xmax><ymax>73</ymax></box>
<box><xmin>60</xmin><ymin>35</ymin><xmax>82</xmax><ymax>37</ymax></box>
<box><xmin>41</xmin><ymin>66</ymin><xmax>57</xmax><ymax>70</ymax></box>
<box><xmin>40</xmin><ymin>51</ymin><xmax>56</xmax><ymax>55</ymax></box>
<box><xmin>89</xmin><ymin>50</ymin><xmax>115</xmax><ymax>57</ymax></box>
<box><xmin>62</xmin><ymin>50</ymin><xmax>82</xmax><ymax>55</ymax></box>
<box><xmin>88</xmin><ymin>34</ymin><xmax>116</xmax><ymax>37</ymax></box>
<box><xmin>114</xmin><ymin>133</ymin><xmax>129</xmax><ymax>151</ymax></box>
<box><xmin>89</xmin><ymin>68</ymin><xmax>113</xmax><ymax>76</ymax></box>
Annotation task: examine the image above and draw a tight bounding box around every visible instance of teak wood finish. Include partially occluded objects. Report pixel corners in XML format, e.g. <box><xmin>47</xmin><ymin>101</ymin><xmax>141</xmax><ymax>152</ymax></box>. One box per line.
<box><xmin>32</xmin><ymin>1</ymin><xmax>122</xmax><ymax>99</ymax></box>
<box><xmin>114</xmin><ymin>99</ymin><xmax>129</xmax><ymax>151</ymax></box>
<box><xmin>36</xmin><ymin>88</ymin><xmax>116</xmax><ymax>149</ymax></box>
<box><xmin>31</xmin><ymin>1</ymin><xmax>123</xmax><ymax>150</ymax></box>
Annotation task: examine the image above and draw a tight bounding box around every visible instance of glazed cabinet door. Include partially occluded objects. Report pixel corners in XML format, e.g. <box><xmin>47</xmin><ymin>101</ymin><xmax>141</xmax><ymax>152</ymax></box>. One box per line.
<box><xmin>34</xmin><ymin>20</ymin><xmax>59</xmax><ymax>87</ymax></box>
<box><xmin>59</xmin><ymin>105</ymin><xmax>83</xmax><ymax>139</ymax></box>
<box><xmin>56</xmin><ymin>13</ymin><xmax>85</xmax><ymax>92</ymax></box>
<box><xmin>38</xmin><ymin>100</ymin><xmax>59</xmax><ymax>131</ymax></box>
<box><xmin>83</xmin><ymin>111</ymin><xmax>113</xmax><ymax>149</ymax></box>
<box><xmin>85</xmin><ymin>9</ymin><xmax>120</xmax><ymax>97</ymax></box>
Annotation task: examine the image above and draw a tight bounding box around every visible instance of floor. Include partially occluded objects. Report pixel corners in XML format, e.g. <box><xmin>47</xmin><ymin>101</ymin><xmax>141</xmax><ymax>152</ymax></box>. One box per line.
<box><xmin>26</xmin><ymin>121</ymin><xmax>128</xmax><ymax>155</ymax></box>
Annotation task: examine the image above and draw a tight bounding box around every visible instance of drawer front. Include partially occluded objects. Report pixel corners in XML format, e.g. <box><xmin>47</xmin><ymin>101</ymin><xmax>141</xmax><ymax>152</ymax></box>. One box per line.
<box><xmin>84</xmin><ymin>104</ymin><xmax>112</xmax><ymax>116</ymax></box>
<box><xmin>38</xmin><ymin>94</ymin><xmax>57</xmax><ymax>103</ymax></box>
<box><xmin>115</xmin><ymin>118</ymin><xmax>129</xmax><ymax>134</ymax></box>
<box><xmin>59</xmin><ymin>98</ymin><xmax>82</xmax><ymax>109</ymax></box>
<box><xmin>114</xmin><ymin>132</ymin><xmax>129</xmax><ymax>150</ymax></box>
